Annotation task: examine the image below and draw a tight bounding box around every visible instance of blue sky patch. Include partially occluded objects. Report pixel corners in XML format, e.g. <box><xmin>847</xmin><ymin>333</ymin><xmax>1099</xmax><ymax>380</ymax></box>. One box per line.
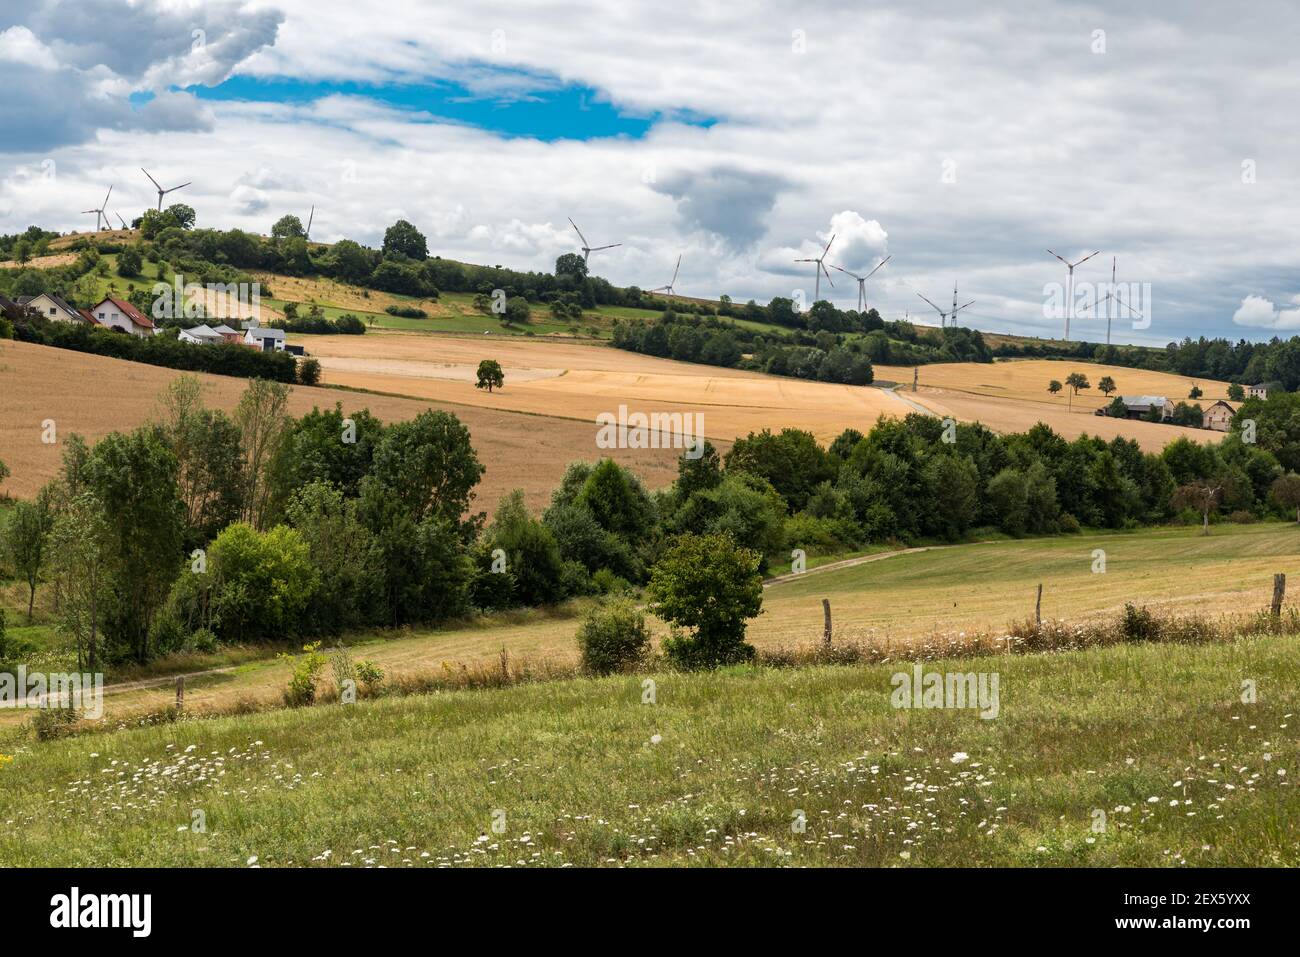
<box><xmin>186</xmin><ymin>68</ymin><xmax>717</xmax><ymax>142</ymax></box>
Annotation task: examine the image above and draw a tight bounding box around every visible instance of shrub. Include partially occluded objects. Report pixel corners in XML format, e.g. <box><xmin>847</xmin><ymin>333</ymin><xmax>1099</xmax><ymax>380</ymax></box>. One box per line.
<box><xmin>1120</xmin><ymin>603</ymin><xmax>1160</xmax><ymax>643</ymax></box>
<box><xmin>576</xmin><ymin>598</ymin><xmax>650</xmax><ymax>675</ymax></box>
<box><xmin>297</xmin><ymin>357</ymin><xmax>322</xmax><ymax>385</ymax></box>
<box><xmin>384</xmin><ymin>305</ymin><xmax>427</xmax><ymax>319</ymax></box>
<box><xmin>280</xmin><ymin>641</ymin><xmax>327</xmax><ymax>707</ymax></box>
<box><xmin>32</xmin><ymin>706</ymin><xmax>81</xmax><ymax>741</ymax></box>
<box><xmin>355</xmin><ymin>659</ymin><xmax>385</xmax><ymax>694</ymax></box>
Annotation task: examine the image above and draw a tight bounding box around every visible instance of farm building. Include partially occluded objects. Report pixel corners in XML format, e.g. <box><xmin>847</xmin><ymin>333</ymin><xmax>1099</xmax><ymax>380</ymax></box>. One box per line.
<box><xmin>1247</xmin><ymin>383</ymin><xmax>1271</xmax><ymax>399</ymax></box>
<box><xmin>1201</xmin><ymin>400</ymin><xmax>1236</xmax><ymax>432</ymax></box>
<box><xmin>90</xmin><ymin>296</ymin><xmax>156</xmax><ymax>337</ymax></box>
<box><xmin>244</xmin><ymin>324</ymin><xmax>287</xmax><ymax>352</ymax></box>
<box><xmin>1105</xmin><ymin>395</ymin><xmax>1173</xmax><ymax>420</ymax></box>
<box><xmin>178</xmin><ymin>324</ymin><xmax>224</xmax><ymax>345</ymax></box>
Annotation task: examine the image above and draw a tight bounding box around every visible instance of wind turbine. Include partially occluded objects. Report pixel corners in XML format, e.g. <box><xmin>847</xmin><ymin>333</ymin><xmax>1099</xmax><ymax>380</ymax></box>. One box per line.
<box><xmin>794</xmin><ymin>233</ymin><xmax>836</xmax><ymax>302</ymax></box>
<box><xmin>141</xmin><ymin>168</ymin><xmax>191</xmax><ymax>211</ymax></box>
<box><xmin>831</xmin><ymin>255</ymin><xmax>892</xmax><ymax>311</ymax></box>
<box><xmin>651</xmin><ymin>255</ymin><xmax>681</xmax><ymax>295</ymax></box>
<box><xmin>568</xmin><ymin>218</ymin><xmax>621</xmax><ymax>263</ymax></box>
<box><xmin>115</xmin><ymin>212</ymin><xmax>129</xmax><ymax>230</ymax></box>
<box><xmin>305</xmin><ymin>206</ymin><xmax>315</xmax><ymax>241</ymax></box>
<box><xmin>1047</xmin><ymin>248</ymin><xmax>1100</xmax><ymax>341</ymax></box>
<box><xmin>1097</xmin><ymin>256</ymin><xmax>1141</xmax><ymax>345</ymax></box>
<box><xmin>916</xmin><ymin>282</ymin><xmax>975</xmax><ymax>328</ymax></box>
<box><xmin>82</xmin><ymin>184</ymin><xmax>113</xmax><ymax>232</ymax></box>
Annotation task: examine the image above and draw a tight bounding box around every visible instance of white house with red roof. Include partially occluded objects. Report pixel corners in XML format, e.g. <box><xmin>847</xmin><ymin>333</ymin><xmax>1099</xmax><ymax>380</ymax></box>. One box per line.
<box><xmin>90</xmin><ymin>296</ymin><xmax>156</xmax><ymax>337</ymax></box>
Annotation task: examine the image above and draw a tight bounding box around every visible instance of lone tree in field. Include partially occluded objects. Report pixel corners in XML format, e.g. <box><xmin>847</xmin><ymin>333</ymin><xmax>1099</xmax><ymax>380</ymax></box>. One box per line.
<box><xmin>1188</xmin><ymin>384</ymin><xmax>1203</xmax><ymax>399</ymax></box>
<box><xmin>1048</xmin><ymin>379</ymin><xmax>1062</xmax><ymax>397</ymax></box>
<box><xmin>1228</xmin><ymin>383</ymin><xmax>1246</xmax><ymax>402</ymax></box>
<box><xmin>1064</xmin><ymin>372</ymin><xmax>1091</xmax><ymax>409</ymax></box>
<box><xmin>1172</xmin><ymin>481</ymin><xmax>1222</xmax><ymax>536</ymax></box>
<box><xmin>1098</xmin><ymin>375</ymin><xmax>1117</xmax><ymax>397</ymax></box>
<box><xmin>647</xmin><ymin>532</ymin><xmax>763</xmax><ymax>669</ymax></box>
<box><xmin>476</xmin><ymin>359</ymin><xmax>505</xmax><ymax>393</ymax></box>
<box><xmin>1269</xmin><ymin>473</ymin><xmax>1300</xmax><ymax>522</ymax></box>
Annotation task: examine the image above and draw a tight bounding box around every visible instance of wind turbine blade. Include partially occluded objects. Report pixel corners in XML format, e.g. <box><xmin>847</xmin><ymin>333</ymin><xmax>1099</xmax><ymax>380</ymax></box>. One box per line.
<box><xmin>1074</xmin><ymin>250</ymin><xmax>1102</xmax><ymax>267</ymax></box>
<box><xmin>568</xmin><ymin>218</ymin><xmax>589</xmax><ymax>247</ymax></box>
<box><xmin>589</xmin><ymin>243</ymin><xmax>621</xmax><ymax>252</ymax></box>
<box><xmin>864</xmin><ymin>255</ymin><xmax>891</xmax><ymax>280</ymax></box>
<box><xmin>794</xmin><ymin>258</ymin><xmax>815</xmax><ymax>263</ymax></box>
<box><xmin>821</xmin><ymin>233</ymin><xmax>836</xmax><ymax>257</ymax></box>
<box><xmin>956</xmin><ymin>300</ymin><xmax>976</xmax><ymax>311</ymax></box>
<box><xmin>103</xmin><ymin>185</ymin><xmax>113</xmax><ymax>207</ymax></box>
<box><xmin>829</xmin><ymin>264</ymin><xmax>857</xmax><ymax>277</ymax></box>
<box><xmin>1046</xmin><ymin>248</ymin><xmax>1068</xmax><ymax>265</ymax></box>
<box><xmin>165</xmin><ymin>182</ymin><xmax>192</xmax><ymax>194</ymax></box>
<box><xmin>820</xmin><ymin>262</ymin><xmax>834</xmax><ymax>287</ymax></box>
<box><xmin>917</xmin><ymin>293</ymin><xmax>944</xmax><ymax>314</ymax></box>
<box><xmin>141</xmin><ymin>168</ymin><xmax>163</xmax><ymax>190</ymax></box>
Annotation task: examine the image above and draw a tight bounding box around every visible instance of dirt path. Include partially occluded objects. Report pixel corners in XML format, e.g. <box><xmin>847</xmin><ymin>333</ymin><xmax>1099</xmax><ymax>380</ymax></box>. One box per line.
<box><xmin>763</xmin><ymin>546</ymin><xmax>935</xmax><ymax>586</ymax></box>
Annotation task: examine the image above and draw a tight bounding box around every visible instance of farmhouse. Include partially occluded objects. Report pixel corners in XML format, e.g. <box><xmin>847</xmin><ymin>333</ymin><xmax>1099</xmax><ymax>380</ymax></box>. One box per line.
<box><xmin>1247</xmin><ymin>383</ymin><xmax>1270</xmax><ymax>400</ymax></box>
<box><xmin>90</xmin><ymin>296</ymin><xmax>156</xmax><ymax>337</ymax></box>
<box><xmin>18</xmin><ymin>293</ymin><xmax>90</xmax><ymax>325</ymax></box>
<box><xmin>1201</xmin><ymin>400</ymin><xmax>1236</xmax><ymax>432</ymax></box>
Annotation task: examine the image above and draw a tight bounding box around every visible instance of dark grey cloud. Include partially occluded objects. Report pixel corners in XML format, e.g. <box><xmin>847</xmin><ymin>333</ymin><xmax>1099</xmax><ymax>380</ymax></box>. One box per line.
<box><xmin>652</xmin><ymin>166</ymin><xmax>788</xmax><ymax>249</ymax></box>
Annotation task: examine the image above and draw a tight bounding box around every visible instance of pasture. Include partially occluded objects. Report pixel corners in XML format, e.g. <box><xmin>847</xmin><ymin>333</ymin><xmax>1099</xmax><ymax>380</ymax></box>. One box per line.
<box><xmin>1</xmin><ymin>633</ymin><xmax>1295</xmax><ymax>867</ymax></box>
<box><xmin>11</xmin><ymin>522</ymin><xmax>1297</xmax><ymax>726</ymax></box>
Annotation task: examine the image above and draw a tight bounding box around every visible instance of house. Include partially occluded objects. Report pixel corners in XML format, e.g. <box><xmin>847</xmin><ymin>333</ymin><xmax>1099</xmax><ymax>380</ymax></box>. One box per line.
<box><xmin>178</xmin><ymin>324</ymin><xmax>224</xmax><ymax>345</ymax></box>
<box><xmin>90</xmin><ymin>296</ymin><xmax>155</xmax><ymax>337</ymax></box>
<box><xmin>0</xmin><ymin>295</ymin><xmax>32</xmax><ymax>321</ymax></box>
<box><xmin>1246</xmin><ymin>383</ymin><xmax>1269</xmax><ymax>400</ymax></box>
<box><xmin>1202</xmin><ymin>400</ymin><xmax>1236</xmax><ymax>432</ymax></box>
<box><xmin>20</xmin><ymin>293</ymin><xmax>90</xmax><ymax>325</ymax></box>
<box><xmin>211</xmin><ymin>324</ymin><xmax>243</xmax><ymax>344</ymax></box>
<box><xmin>244</xmin><ymin>325</ymin><xmax>287</xmax><ymax>352</ymax></box>
<box><xmin>1112</xmin><ymin>395</ymin><xmax>1173</xmax><ymax>421</ymax></box>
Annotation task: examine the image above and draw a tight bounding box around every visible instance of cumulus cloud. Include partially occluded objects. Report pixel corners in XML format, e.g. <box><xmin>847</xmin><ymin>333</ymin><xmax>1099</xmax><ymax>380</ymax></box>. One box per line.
<box><xmin>652</xmin><ymin>166</ymin><xmax>788</xmax><ymax>250</ymax></box>
<box><xmin>1232</xmin><ymin>294</ymin><xmax>1300</xmax><ymax>330</ymax></box>
<box><xmin>0</xmin><ymin>1</ymin><xmax>280</xmax><ymax>152</ymax></box>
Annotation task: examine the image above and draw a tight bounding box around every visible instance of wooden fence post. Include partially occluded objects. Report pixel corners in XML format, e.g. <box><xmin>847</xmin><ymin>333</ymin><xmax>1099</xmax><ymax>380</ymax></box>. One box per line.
<box><xmin>175</xmin><ymin>675</ymin><xmax>185</xmax><ymax>710</ymax></box>
<box><xmin>1035</xmin><ymin>584</ymin><xmax>1043</xmax><ymax>625</ymax></box>
<box><xmin>822</xmin><ymin>599</ymin><xmax>832</xmax><ymax>646</ymax></box>
<box><xmin>1271</xmin><ymin>573</ymin><xmax>1286</xmax><ymax>619</ymax></box>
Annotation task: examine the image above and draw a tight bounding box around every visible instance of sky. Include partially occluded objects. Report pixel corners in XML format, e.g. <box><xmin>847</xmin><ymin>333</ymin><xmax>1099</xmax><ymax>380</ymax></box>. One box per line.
<box><xmin>2</xmin><ymin>0</ymin><xmax>1298</xmax><ymax>346</ymax></box>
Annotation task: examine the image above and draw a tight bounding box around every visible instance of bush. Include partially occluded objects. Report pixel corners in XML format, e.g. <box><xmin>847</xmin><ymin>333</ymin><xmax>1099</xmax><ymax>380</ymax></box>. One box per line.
<box><xmin>355</xmin><ymin>659</ymin><xmax>385</xmax><ymax>694</ymax></box>
<box><xmin>280</xmin><ymin>641</ymin><xmax>327</xmax><ymax>707</ymax></box>
<box><xmin>32</xmin><ymin>706</ymin><xmax>81</xmax><ymax>741</ymax></box>
<box><xmin>576</xmin><ymin>598</ymin><xmax>650</xmax><ymax>675</ymax></box>
<box><xmin>297</xmin><ymin>357</ymin><xmax>322</xmax><ymax>385</ymax></box>
<box><xmin>1120</xmin><ymin>603</ymin><xmax>1160</xmax><ymax>643</ymax></box>
<box><xmin>384</xmin><ymin>305</ymin><xmax>427</xmax><ymax>319</ymax></box>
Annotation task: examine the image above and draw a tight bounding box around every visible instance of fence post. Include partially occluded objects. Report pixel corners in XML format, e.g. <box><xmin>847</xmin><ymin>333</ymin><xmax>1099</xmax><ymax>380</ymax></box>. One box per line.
<box><xmin>175</xmin><ymin>675</ymin><xmax>185</xmax><ymax>711</ymax></box>
<box><xmin>1271</xmin><ymin>573</ymin><xmax>1286</xmax><ymax>619</ymax></box>
<box><xmin>1035</xmin><ymin>584</ymin><xmax>1043</xmax><ymax>625</ymax></box>
<box><xmin>822</xmin><ymin>599</ymin><xmax>832</xmax><ymax>646</ymax></box>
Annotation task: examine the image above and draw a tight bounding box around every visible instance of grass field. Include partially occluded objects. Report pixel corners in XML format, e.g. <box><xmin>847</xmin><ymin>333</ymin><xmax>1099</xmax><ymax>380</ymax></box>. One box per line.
<box><xmin>0</xmin><ymin>633</ymin><xmax>1295</xmax><ymax>867</ymax></box>
<box><xmin>0</xmin><ymin>340</ymin><xmax>684</xmax><ymax>509</ymax></box>
<box><xmin>8</xmin><ymin>522</ymin><xmax>1296</xmax><ymax>726</ymax></box>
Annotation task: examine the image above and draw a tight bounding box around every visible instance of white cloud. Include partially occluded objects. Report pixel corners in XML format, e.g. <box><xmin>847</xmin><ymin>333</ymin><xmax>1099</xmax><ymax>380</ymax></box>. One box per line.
<box><xmin>1232</xmin><ymin>294</ymin><xmax>1300</xmax><ymax>330</ymax></box>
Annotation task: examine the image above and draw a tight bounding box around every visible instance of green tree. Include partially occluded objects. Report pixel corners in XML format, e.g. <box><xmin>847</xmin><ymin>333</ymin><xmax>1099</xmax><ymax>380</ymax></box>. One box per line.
<box><xmin>1048</xmin><ymin>379</ymin><xmax>1062</xmax><ymax>396</ymax></box>
<box><xmin>83</xmin><ymin>429</ymin><xmax>186</xmax><ymax>663</ymax></box>
<box><xmin>476</xmin><ymin>359</ymin><xmax>505</xmax><ymax>392</ymax></box>
<box><xmin>1188</xmin><ymin>384</ymin><xmax>1203</xmax><ymax>399</ymax></box>
<box><xmin>1227</xmin><ymin>383</ymin><xmax>1246</xmax><ymax>402</ymax></box>
<box><xmin>648</xmin><ymin>533</ymin><xmax>763</xmax><ymax>669</ymax></box>
<box><xmin>48</xmin><ymin>492</ymin><xmax>114</xmax><ymax>671</ymax></box>
<box><xmin>1064</xmin><ymin>372</ymin><xmax>1091</xmax><ymax>409</ymax></box>
<box><xmin>1269</xmin><ymin>473</ymin><xmax>1300</xmax><ymax>522</ymax></box>
<box><xmin>481</xmin><ymin>489</ymin><xmax>565</xmax><ymax>607</ymax></box>
<box><xmin>382</xmin><ymin>219</ymin><xmax>428</xmax><ymax>260</ymax></box>
<box><xmin>365</xmin><ymin>409</ymin><xmax>485</xmax><ymax>537</ymax></box>
<box><xmin>116</xmin><ymin>245</ymin><xmax>143</xmax><ymax>278</ymax></box>
<box><xmin>271</xmin><ymin>214</ymin><xmax>307</xmax><ymax>240</ymax></box>
<box><xmin>723</xmin><ymin>427</ymin><xmax>835</xmax><ymax>512</ymax></box>
<box><xmin>555</xmin><ymin>253</ymin><xmax>588</xmax><ymax>282</ymax></box>
<box><xmin>1098</xmin><ymin>375</ymin><xmax>1116</xmax><ymax>396</ymax></box>
<box><xmin>3</xmin><ymin>498</ymin><xmax>51</xmax><ymax>622</ymax></box>
<box><xmin>207</xmin><ymin>523</ymin><xmax>320</xmax><ymax>642</ymax></box>
<box><xmin>233</xmin><ymin>378</ymin><xmax>293</xmax><ymax>529</ymax></box>
<box><xmin>284</xmin><ymin>481</ymin><xmax>381</xmax><ymax>634</ymax></box>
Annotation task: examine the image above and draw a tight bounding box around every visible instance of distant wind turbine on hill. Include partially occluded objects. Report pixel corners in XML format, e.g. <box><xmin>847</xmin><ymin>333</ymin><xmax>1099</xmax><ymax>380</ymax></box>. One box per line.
<box><xmin>1047</xmin><ymin>247</ymin><xmax>1100</xmax><ymax>341</ymax></box>
<box><xmin>917</xmin><ymin>282</ymin><xmax>975</xmax><ymax>328</ymax></box>
<box><xmin>1097</xmin><ymin>255</ymin><xmax>1142</xmax><ymax>345</ymax></box>
<box><xmin>795</xmin><ymin>233</ymin><xmax>835</xmax><ymax>302</ymax></box>
<box><xmin>651</xmin><ymin>255</ymin><xmax>682</xmax><ymax>295</ymax></box>
<box><xmin>82</xmin><ymin>184</ymin><xmax>112</xmax><ymax>232</ymax></box>
<box><xmin>141</xmin><ymin>168</ymin><xmax>191</xmax><ymax>212</ymax></box>
<box><xmin>831</xmin><ymin>255</ymin><xmax>892</xmax><ymax>311</ymax></box>
<box><xmin>568</xmin><ymin>217</ymin><xmax>621</xmax><ymax>263</ymax></box>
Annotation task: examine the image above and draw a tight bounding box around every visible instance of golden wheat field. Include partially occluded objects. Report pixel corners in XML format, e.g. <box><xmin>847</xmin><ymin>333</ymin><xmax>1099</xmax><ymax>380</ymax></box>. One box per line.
<box><xmin>0</xmin><ymin>340</ymin><xmax>683</xmax><ymax>510</ymax></box>
<box><xmin>304</xmin><ymin>333</ymin><xmax>1228</xmax><ymax>451</ymax></box>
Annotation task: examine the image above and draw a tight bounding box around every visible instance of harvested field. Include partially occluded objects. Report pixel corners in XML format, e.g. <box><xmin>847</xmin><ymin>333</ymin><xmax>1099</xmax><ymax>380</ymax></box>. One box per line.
<box><xmin>0</xmin><ymin>340</ymin><xmax>685</xmax><ymax>511</ymax></box>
